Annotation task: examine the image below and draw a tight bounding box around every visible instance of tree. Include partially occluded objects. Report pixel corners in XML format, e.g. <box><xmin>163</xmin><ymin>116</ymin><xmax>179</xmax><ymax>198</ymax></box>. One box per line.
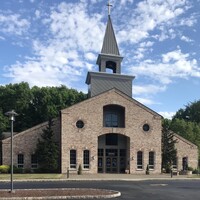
<box><xmin>173</xmin><ymin>100</ymin><xmax>200</xmax><ymax>124</ymax></box>
<box><xmin>162</xmin><ymin>119</ymin><xmax>177</xmax><ymax>172</ymax></box>
<box><xmin>35</xmin><ymin>119</ymin><xmax>59</xmax><ymax>172</ymax></box>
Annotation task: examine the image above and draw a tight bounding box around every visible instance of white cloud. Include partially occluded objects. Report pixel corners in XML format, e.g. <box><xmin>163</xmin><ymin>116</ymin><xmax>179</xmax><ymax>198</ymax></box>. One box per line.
<box><xmin>85</xmin><ymin>52</ymin><xmax>96</xmax><ymax>61</ymax></box>
<box><xmin>117</xmin><ymin>0</ymin><xmax>193</xmax><ymax>44</ymax></box>
<box><xmin>133</xmin><ymin>84</ymin><xmax>166</xmax><ymax>96</ymax></box>
<box><xmin>0</xmin><ymin>36</ymin><xmax>5</xmax><ymax>40</ymax></box>
<box><xmin>3</xmin><ymin>2</ymin><xmax>104</xmax><ymax>87</ymax></box>
<box><xmin>35</xmin><ymin>10</ymin><xmax>40</xmax><ymax>19</ymax></box>
<box><xmin>120</xmin><ymin>0</ymin><xmax>134</xmax><ymax>5</ymax></box>
<box><xmin>134</xmin><ymin>97</ymin><xmax>156</xmax><ymax>106</ymax></box>
<box><xmin>159</xmin><ymin>111</ymin><xmax>176</xmax><ymax>119</ymax></box>
<box><xmin>130</xmin><ymin>49</ymin><xmax>200</xmax><ymax>85</ymax></box>
<box><xmin>181</xmin><ymin>35</ymin><xmax>193</xmax><ymax>42</ymax></box>
<box><xmin>0</xmin><ymin>13</ymin><xmax>30</xmax><ymax>35</ymax></box>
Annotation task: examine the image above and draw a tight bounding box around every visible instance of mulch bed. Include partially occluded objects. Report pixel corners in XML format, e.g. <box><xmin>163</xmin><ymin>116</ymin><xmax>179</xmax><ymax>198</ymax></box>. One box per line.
<box><xmin>0</xmin><ymin>188</ymin><xmax>119</xmax><ymax>199</ymax></box>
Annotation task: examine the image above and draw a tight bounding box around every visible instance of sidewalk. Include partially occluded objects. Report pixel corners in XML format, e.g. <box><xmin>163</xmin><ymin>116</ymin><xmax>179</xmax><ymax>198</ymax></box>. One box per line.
<box><xmin>0</xmin><ymin>173</ymin><xmax>199</xmax><ymax>182</ymax></box>
<box><xmin>64</xmin><ymin>173</ymin><xmax>198</xmax><ymax>181</ymax></box>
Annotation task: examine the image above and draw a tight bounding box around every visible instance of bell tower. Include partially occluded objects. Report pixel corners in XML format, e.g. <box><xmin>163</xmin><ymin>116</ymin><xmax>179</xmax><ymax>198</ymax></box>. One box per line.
<box><xmin>86</xmin><ymin>1</ymin><xmax>135</xmax><ymax>98</ymax></box>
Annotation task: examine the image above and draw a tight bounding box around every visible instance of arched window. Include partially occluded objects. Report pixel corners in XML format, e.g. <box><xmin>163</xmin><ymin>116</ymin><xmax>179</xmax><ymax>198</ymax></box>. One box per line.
<box><xmin>103</xmin><ymin>105</ymin><xmax>125</xmax><ymax>128</ymax></box>
<box><xmin>137</xmin><ymin>151</ymin><xmax>143</xmax><ymax>169</ymax></box>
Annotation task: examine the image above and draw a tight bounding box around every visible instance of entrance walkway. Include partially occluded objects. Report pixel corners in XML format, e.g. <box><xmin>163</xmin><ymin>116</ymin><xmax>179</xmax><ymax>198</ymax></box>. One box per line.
<box><xmin>66</xmin><ymin>173</ymin><xmax>194</xmax><ymax>181</ymax></box>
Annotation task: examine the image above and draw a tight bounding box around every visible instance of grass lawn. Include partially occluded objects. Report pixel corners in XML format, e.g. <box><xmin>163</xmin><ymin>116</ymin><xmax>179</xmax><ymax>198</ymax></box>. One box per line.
<box><xmin>0</xmin><ymin>173</ymin><xmax>65</xmax><ymax>180</ymax></box>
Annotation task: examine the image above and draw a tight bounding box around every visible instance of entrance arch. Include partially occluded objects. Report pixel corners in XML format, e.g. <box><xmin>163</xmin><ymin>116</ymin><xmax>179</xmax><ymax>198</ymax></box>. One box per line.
<box><xmin>98</xmin><ymin>133</ymin><xmax>130</xmax><ymax>173</ymax></box>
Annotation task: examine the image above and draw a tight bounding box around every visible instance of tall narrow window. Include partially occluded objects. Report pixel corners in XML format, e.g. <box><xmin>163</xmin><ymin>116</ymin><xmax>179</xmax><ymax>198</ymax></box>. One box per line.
<box><xmin>31</xmin><ymin>154</ymin><xmax>38</xmax><ymax>169</ymax></box>
<box><xmin>172</xmin><ymin>157</ymin><xmax>177</xmax><ymax>169</ymax></box>
<box><xmin>137</xmin><ymin>151</ymin><xmax>143</xmax><ymax>169</ymax></box>
<box><xmin>83</xmin><ymin>150</ymin><xmax>90</xmax><ymax>169</ymax></box>
<box><xmin>149</xmin><ymin>151</ymin><xmax>154</xmax><ymax>170</ymax></box>
<box><xmin>18</xmin><ymin>154</ymin><xmax>24</xmax><ymax>168</ymax></box>
<box><xmin>70</xmin><ymin>150</ymin><xmax>76</xmax><ymax>169</ymax></box>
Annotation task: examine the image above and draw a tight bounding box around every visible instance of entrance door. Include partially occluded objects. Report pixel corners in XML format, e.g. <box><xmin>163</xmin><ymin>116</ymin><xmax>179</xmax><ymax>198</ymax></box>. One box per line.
<box><xmin>106</xmin><ymin>157</ymin><xmax>118</xmax><ymax>173</ymax></box>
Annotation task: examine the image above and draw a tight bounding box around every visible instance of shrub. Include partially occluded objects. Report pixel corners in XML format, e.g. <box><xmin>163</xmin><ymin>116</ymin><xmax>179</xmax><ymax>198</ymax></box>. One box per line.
<box><xmin>187</xmin><ymin>166</ymin><xmax>193</xmax><ymax>171</ymax></box>
<box><xmin>0</xmin><ymin>165</ymin><xmax>10</xmax><ymax>173</ymax></box>
<box><xmin>77</xmin><ymin>164</ymin><xmax>82</xmax><ymax>175</ymax></box>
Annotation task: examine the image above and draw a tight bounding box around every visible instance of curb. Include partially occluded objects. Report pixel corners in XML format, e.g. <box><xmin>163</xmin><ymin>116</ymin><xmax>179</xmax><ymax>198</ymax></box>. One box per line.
<box><xmin>0</xmin><ymin>188</ymin><xmax>121</xmax><ymax>200</ymax></box>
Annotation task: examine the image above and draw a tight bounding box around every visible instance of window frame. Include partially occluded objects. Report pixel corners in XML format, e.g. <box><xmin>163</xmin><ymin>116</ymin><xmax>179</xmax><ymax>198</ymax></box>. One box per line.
<box><xmin>17</xmin><ymin>154</ymin><xmax>24</xmax><ymax>168</ymax></box>
<box><xmin>137</xmin><ymin>151</ymin><xmax>143</xmax><ymax>170</ymax></box>
<box><xmin>103</xmin><ymin>105</ymin><xmax>125</xmax><ymax>128</ymax></box>
<box><xmin>83</xmin><ymin>150</ymin><xmax>90</xmax><ymax>169</ymax></box>
<box><xmin>70</xmin><ymin>150</ymin><xmax>77</xmax><ymax>169</ymax></box>
<box><xmin>31</xmin><ymin>154</ymin><xmax>38</xmax><ymax>169</ymax></box>
<box><xmin>148</xmin><ymin>151</ymin><xmax>155</xmax><ymax>170</ymax></box>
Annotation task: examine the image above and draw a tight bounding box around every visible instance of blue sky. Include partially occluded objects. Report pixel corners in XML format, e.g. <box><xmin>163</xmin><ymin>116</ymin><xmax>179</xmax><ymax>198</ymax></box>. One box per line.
<box><xmin>0</xmin><ymin>0</ymin><xmax>200</xmax><ymax>119</ymax></box>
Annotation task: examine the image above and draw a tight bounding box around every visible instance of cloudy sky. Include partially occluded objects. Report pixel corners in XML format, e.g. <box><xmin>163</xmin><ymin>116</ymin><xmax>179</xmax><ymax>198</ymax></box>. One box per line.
<box><xmin>0</xmin><ymin>0</ymin><xmax>200</xmax><ymax>119</ymax></box>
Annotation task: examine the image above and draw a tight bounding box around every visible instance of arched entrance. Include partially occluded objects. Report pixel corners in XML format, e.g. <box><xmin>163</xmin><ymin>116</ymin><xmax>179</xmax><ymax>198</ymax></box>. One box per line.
<box><xmin>98</xmin><ymin>133</ymin><xmax>130</xmax><ymax>173</ymax></box>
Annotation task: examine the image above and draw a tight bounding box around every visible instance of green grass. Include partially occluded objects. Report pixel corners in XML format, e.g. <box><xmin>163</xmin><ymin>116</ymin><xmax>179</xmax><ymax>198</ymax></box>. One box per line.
<box><xmin>0</xmin><ymin>173</ymin><xmax>65</xmax><ymax>180</ymax></box>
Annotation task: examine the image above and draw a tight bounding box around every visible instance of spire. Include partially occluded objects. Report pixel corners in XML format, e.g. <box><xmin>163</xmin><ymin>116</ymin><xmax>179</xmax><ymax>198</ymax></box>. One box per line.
<box><xmin>96</xmin><ymin>1</ymin><xmax>123</xmax><ymax>74</ymax></box>
<box><xmin>101</xmin><ymin>15</ymin><xmax>120</xmax><ymax>56</ymax></box>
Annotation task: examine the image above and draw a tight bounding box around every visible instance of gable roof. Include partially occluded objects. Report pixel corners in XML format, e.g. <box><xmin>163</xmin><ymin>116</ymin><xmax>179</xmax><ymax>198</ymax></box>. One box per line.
<box><xmin>174</xmin><ymin>133</ymin><xmax>198</xmax><ymax>148</ymax></box>
<box><xmin>61</xmin><ymin>87</ymin><xmax>162</xmax><ymax>119</ymax></box>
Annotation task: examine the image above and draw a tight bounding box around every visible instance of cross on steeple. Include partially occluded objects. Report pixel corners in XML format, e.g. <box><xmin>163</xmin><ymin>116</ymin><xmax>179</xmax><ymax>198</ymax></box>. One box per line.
<box><xmin>107</xmin><ymin>0</ymin><xmax>112</xmax><ymax>15</ymax></box>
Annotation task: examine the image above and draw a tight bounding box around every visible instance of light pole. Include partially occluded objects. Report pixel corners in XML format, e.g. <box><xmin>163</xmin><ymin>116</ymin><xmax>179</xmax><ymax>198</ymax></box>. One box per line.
<box><xmin>5</xmin><ymin>110</ymin><xmax>18</xmax><ymax>193</ymax></box>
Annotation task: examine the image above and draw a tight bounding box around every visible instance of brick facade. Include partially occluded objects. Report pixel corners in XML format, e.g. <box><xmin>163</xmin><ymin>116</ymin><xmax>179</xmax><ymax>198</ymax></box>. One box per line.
<box><xmin>61</xmin><ymin>89</ymin><xmax>162</xmax><ymax>174</ymax></box>
<box><xmin>2</xmin><ymin>119</ymin><xmax>60</xmax><ymax>170</ymax></box>
<box><xmin>1</xmin><ymin>90</ymin><xmax>198</xmax><ymax>174</ymax></box>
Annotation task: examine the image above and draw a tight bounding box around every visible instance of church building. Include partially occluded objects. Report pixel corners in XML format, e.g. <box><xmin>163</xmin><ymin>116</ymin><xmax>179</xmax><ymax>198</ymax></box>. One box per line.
<box><xmin>1</xmin><ymin>6</ymin><xmax>198</xmax><ymax>174</ymax></box>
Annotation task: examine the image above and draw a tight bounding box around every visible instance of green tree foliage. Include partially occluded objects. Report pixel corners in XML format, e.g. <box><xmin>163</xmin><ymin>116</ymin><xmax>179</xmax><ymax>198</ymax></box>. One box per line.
<box><xmin>162</xmin><ymin>119</ymin><xmax>177</xmax><ymax>172</ymax></box>
<box><xmin>168</xmin><ymin>100</ymin><xmax>200</xmax><ymax>164</ymax></box>
<box><xmin>0</xmin><ymin>82</ymin><xmax>87</xmax><ymax>133</ymax></box>
<box><xmin>35</xmin><ymin>119</ymin><xmax>59</xmax><ymax>172</ymax></box>
<box><xmin>173</xmin><ymin>100</ymin><xmax>200</xmax><ymax>124</ymax></box>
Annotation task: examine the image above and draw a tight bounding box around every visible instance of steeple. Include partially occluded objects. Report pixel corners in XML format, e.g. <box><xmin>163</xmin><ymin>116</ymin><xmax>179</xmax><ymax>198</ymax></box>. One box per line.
<box><xmin>100</xmin><ymin>15</ymin><xmax>120</xmax><ymax>56</ymax></box>
<box><xmin>86</xmin><ymin>2</ymin><xmax>134</xmax><ymax>98</ymax></box>
<box><xmin>96</xmin><ymin>3</ymin><xmax>123</xmax><ymax>74</ymax></box>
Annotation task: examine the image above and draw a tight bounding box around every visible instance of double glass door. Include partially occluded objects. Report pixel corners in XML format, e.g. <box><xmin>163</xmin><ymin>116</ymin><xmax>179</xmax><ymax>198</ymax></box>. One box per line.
<box><xmin>106</xmin><ymin>157</ymin><xmax>117</xmax><ymax>173</ymax></box>
<box><xmin>98</xmin><ymin>148</ymin><xmax>127</xmax><ymax>173</ymax></box>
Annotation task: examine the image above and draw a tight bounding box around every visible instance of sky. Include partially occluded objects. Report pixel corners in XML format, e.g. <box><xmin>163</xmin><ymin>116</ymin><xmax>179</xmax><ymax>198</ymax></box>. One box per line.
<box><xmin>0</xmin><ymin>0</ymin><xmax>200</xmax><ymax>119</ymax></box>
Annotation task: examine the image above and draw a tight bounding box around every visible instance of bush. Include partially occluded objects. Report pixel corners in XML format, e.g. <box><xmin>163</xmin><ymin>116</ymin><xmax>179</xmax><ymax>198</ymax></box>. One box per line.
<box><xmin>192</xmin><ymin>168</ymin><xmax>200</xmax><ymax>174</ymax></box>
<box><xmin>13</xmin><ymin>166</ymin><xmax>23</xmax><ymax>173</ymax></box>
<box><xmin>0</xmin><ymin>165</ymin><xmax>10</xmax><ymax>173</ymax></box>
<box><xmin>187</xmin><ymin>166</ymin><xmax>193</xmax><ymax>171</ymax></box>
<box><xmin>77</xmin><ymin>164</ymin><xmax>82</xmax><ymax>175</ymax></box>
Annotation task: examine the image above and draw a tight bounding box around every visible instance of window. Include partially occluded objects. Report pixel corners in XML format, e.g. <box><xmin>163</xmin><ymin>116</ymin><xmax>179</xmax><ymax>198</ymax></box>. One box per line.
<box><xmin>76</xmin><ymin>120</ymin><xmax>84</xmax><ymax>129</ymax></box>
<box><xmin>172</xmin><ymin>157</ymin><xmax>177</xmax><ymax>169</ymax></box>
<box><xmin>106</xmin><ymin>134</ymin><xmax>118</xmax><ymax>145</ymax></box>
<box><xmin>143</xmin><ymin>123</ymin><xmax>150</xmax><ymax>132</ymax></box>
<box><xmin>103</xmin><ymin>105</ymin><xmax>125</xmax><ymax>128</ymax></box>
<box><xmin>137</xmin><ymin>151</ymin><xmax>143</xmax><ymax>169</ymax></box>
<box><xmin>31</xmin><ymin>154</ymin><xmax>38</xmax><ymax>169</ymax></box>
<box><xmin>18</xmin><ymin>154</ymin><xmax>24</xmax><ymax>168</ymax></box>
<box><xmin>149</xmin><ymin>152</ymin><xmax>154</xmax><ymax>170</ymax></box>
<box><xmin>70</xmin><ymin>150</ymin><xmax>76</xmax><ymax>169</ymax></box>
<box><xmin>98</xmin><ymin>149</ymin><xmax>104</xmax><ymax>156</ymax></box>
<box><xmin>105</xmin><ymin>112</ymin><xmax>118</xmax><ymax>127</ymax></box>
<box><xmin>83</xmin><ymin>150</ymin><xmax>90</xmax><ymax>169</ymax></box>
